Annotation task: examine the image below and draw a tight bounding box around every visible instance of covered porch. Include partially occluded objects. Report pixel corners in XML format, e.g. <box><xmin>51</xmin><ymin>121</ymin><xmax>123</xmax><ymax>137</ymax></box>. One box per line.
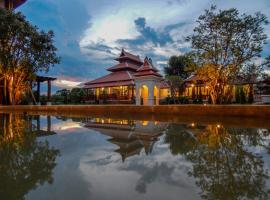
<box><xmin>84</xmin><ymin>85</ymin><xmax>136</xmax><ymax>104</ymax></box>
<box><xmin>183</xmin><ymin>75</ymin><xmax>210</xmax><ymax>103</ymax></box>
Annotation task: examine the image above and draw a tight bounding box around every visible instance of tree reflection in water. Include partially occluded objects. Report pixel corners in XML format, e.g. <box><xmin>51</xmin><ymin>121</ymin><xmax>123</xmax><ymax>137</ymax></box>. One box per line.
<box><xmin>164</xmin><ymin>124</ymin><xmax>270</xmax><ymax>200</ymax></box>
<box><xmin>0</xmin><ymin>114</ymin><xmax>60</xmax><ymax>200</ymax></box>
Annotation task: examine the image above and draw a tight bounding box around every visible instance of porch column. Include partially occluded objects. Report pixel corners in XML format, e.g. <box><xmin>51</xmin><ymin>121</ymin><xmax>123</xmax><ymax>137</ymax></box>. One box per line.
<box><xmin>148</xmin><ymin>83</ymin><xmax>155</xmax><ymax>106</ymax></box>
<box><xmin>131</xmin><ymin>86</ymin><xmax>134</xmax><ymax>100</ymax></box>
<box><xmin>37</xmin><ymin>81</ymin><xmax>40</xmax><ymax>105</ymax></box>
<box><xmin>135</xmin><ymin>83</ymin><xmax>141</xmax><ymax>105</ymax></box>
<box><xmin>47</xmin><ymin>80</ymin><xmax>51</xmax><ymax>105</ymax></box>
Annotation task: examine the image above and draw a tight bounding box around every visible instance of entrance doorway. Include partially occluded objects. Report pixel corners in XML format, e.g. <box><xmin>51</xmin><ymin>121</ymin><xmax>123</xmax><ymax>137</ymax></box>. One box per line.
<box><xmin>140</xmin><ymin>85</ymin><xmax>148</xmax><ymax>105</ymax></box>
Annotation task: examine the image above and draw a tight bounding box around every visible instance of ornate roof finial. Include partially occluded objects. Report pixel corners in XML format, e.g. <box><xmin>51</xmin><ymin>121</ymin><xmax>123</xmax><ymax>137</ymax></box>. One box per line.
<box><xmin>148</xmin><ymin>57</ymin><xmax>152</xmax><ymax>65</ymax></box>
<box><xmin>144</xmin><ymin>56</ymin><xmax>148</xmax><ymax>62</ymax></box>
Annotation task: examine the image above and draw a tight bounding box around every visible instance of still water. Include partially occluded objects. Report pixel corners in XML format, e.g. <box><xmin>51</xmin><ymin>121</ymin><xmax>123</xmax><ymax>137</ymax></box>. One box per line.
<box><xmin>0</xmin><ymin>113</ymin><xmax>269</xmax><ymax>200</ymax></box>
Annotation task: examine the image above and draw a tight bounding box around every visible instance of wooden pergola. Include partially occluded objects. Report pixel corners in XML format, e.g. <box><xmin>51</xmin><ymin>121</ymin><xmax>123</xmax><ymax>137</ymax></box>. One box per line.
<box><xmin>32</xmin><ymin>76</ymin><xmax>56</xmax><ymax>105</ymax></box>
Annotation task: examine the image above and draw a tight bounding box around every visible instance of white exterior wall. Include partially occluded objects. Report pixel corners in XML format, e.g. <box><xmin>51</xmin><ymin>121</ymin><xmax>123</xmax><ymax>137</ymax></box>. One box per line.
<box><xmin>135</xmin><ymin>76</ymin><xmax>162</xmax><ymax>106</ymax></box>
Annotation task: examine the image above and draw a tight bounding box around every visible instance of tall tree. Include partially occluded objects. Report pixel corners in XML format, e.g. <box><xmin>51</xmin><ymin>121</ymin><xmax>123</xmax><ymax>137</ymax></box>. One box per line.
<box><xmin>0</xmin><ymin>9</ymin><xmax>60</xmax><ymax>105</ymax></box>
<box><xmin>164</xmin><ymin>54</ymin><xmax>197</xmax><ymax>79</ymax></box>
<box><xmin>164</xmin><ymin>54</ymin><xmax>197</xmax><ymax>99</ymax></box>
<box><xmin>187</xmin><ymin>6</ymin><xmax>268</xmax><ymax>104</ymax></box>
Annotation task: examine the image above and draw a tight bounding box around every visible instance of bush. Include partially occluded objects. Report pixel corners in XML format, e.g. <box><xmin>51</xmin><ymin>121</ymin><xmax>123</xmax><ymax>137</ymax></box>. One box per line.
<box><xmin>162</xmin><ymin>96</ymin><xmax>189</xmax><ymax>104</ymax></box>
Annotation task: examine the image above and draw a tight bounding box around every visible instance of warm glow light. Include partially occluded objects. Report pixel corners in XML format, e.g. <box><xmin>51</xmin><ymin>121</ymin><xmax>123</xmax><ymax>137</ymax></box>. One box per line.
<box><xmin>191</xmin><ymin>123</ymin><xmax>195</xmax><ymax>127</ymax></box>
<box><xmin>191</xmin><ymin>84</ymin><xmax>194</xmax><ymax>87</ymax></box>
<box><xmin>217</xmin><ymin>124</ymin><xmax>221</xmax><ymax>128</ymax></box>
<box><xmin>142</xmin><ymin>121</ymin><xmax>149</xmax><ymax>126</ymax></box>
<box><xmin>205</xmin><ymin>86</ymin><xmax>209</xmax><ymax>89</ymax></box>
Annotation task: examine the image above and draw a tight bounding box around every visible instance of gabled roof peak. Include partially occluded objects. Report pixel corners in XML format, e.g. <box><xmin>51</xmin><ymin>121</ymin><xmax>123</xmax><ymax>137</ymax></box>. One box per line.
<box><xmin>138</xmin><ymin>57</ymin><xmax>158</xmax><ymax>72</ymax></box>
<box><xmin>135</xmin><ymin>57</ymin><xmax>162</xmax><ymax>77</ymax></box>
<box><xmin>115</xmin><ymin>49</ymin><xmax>143</xmax><ymax>64</ymax></box>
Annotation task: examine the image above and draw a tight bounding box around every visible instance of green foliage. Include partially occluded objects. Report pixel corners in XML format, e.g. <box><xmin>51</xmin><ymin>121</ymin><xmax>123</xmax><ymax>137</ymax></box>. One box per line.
<box><xmin>164</xmin><ymin>53</ymin><xmax>197</xmax><ymax>79</ymax></box>
<box><xmin>0</xmin><ymin>9</ymin><xmax>60</xmax><ymax>73</ymax></box>
<box><xmin>0</xmin><ymin>114</ymin><xmax>59</xmax><ymax>200</ymax></box>
<box><xmin>70</xmin><ymin>88</ymin><xmax>84</xmax><ymax>103</ymax></box>
<box><xmin>0</xmin><ymin>9</ymin><xmax>60</xmax><ymax>105</ymax></box>
<box><xmin>52</xmin><ymin>88</ymin><xmax>84</xmax><ymax>104</ymax></box>
<box><xmin>235</xmin><ymin>85</ymin><xmax>248</xmax><ymax>104</ymax></box>
<box><xmin>164</xmin><ymin>124</ymin><xmax>270</xmax><ymax>200</ymax></box>
<box><xmin>162</xmin><ymin>96</ymin><xmax>189</xmax><ymax>104</ymax></box>
<box><xmin>165</xmin><ymin>75</ymin><xmax>184</xmax><ymax>98</ymax></box>
<box><xmin>188</xmin><ymin>5</ymin><xmax>268</xmax><ymax>67</ymax></box>
<box><xmin>188</xmin><ymin>5</ymin><xmax>268</xmax><ymax>104</ymax></box>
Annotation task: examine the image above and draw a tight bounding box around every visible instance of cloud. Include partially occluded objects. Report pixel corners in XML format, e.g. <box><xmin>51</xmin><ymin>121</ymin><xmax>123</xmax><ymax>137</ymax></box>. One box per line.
<box><xmin>53</xmin><ymin>78</ymin><xmax>83</xmax><ymax>89</ymax></box>
<box><xmin>18</xmin><ymin>0</ymin><xmax>270</xmax><ymax>92</ymax></box>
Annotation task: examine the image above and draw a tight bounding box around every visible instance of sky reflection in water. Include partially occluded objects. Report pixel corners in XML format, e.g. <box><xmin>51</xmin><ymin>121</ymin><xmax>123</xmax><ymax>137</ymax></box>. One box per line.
<box><xmin>0</xmin><ymin>113</ymin><xmax>269</xmax><ymax>200</ymax></box>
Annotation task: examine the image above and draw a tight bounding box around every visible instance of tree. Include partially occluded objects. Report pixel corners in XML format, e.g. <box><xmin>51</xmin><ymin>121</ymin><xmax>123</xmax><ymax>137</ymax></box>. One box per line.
<box><xmin>164</xmin><ymin>54</ymin><xmax>197</xmax><ymax>79</ymax></box>
<box><xmin>55</xmin><ymin>89</ymin><xmax>70</xmax><ymax>104</ymax></box>
<box><xmin>0</xmin><ymin>113</ymin><xmax>59</xmax><ymax>200</ymax></box>
<box><xmin>164</xmin><ymin>124</ymin><xmax>270</xmax><ymax>200</ymax></box>
<box><xmin>188</xmin><ymin>6</ymin><xmax>268</xmax><ymax>104</ymax></box>
<box><xmin>70</xmin><ymin>88</ymin><xmax>84</xmax><ymax>103</ymax></box>
<box><xmin>164</xmin><ymin>54</ymin><xmax>197</xmax><ymax>99</ymax></box>
<box><xmin>165</xmin><ymin>75</ymin><xmax>184</xmax><ymax>103</ymax></box>
<box><xmin>0</xmin><ymin>9</ymin><xmax>60</xmax><ymax>105</ymax></box>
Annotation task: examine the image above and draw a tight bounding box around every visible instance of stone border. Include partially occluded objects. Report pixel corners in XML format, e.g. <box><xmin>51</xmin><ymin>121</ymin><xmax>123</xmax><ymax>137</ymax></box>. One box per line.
<box><xmin>0</xmin><ymin>105</ymin><xmax>269</xmax><ymax>118</ymax></box>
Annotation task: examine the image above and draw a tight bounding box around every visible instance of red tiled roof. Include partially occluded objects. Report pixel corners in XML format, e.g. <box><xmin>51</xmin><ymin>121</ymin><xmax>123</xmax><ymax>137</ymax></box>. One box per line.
<box><xmin>184</xmin><ymin>74</ymin><xmax>207</xmax><ymax>82</ymax></box>
<box><xmin>107</xmin><ymin>62</ymin><xmax>141</xmax><ymax>72</ymax></box>
<box><xmin>135</xmin><ymin>57</ymin><xmax>162</xmax><ymax>77</ymax></box>
<box><xmin>4</xmin><ymin>0</ymin><xmax>27</xmax><ymax>9</ymax></box>
<box><xmin>84</xmin><ymin>70</ymin><xmax>135</xmax><ymax>88</ymax></box>
<box><xmin>115</xmin><ymin>49</ymin><xmax>143</xmax><ymax>64</ymax></box>
<box><xmin>84</xmin><ymin>80</ymin><xmax>133</xmax><ymax>88</ymax></box>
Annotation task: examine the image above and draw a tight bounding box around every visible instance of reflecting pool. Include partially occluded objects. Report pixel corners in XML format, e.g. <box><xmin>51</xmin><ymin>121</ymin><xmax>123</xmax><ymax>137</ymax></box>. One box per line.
<box><xmin>0</xmin><ymin>113</ymin><xmax>269</xmax><ymax>200</ymax></box>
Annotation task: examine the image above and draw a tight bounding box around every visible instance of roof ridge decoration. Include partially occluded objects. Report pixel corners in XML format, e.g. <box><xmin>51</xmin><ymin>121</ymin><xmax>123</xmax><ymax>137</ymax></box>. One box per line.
<box><xmin>135</xmin><ymin>57</ymin><xmax>162</xmax><ymax>77</ymax></box>
<box><xmin>137</xmin><ymin>57</ymin><xmax>158</xmax><ymax>72</ymax></box>
<box><xmin>115</xmin><ymin>49</ymin><xmax>143</xmax><ymax>64</ymax></box>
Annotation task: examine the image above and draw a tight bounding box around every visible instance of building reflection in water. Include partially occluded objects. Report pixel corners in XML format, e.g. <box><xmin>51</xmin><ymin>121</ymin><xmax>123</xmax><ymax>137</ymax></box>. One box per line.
<box><xmin>0</xmin><ymin>113</ymin><xmax>59</xmax><ymax>200</ymax></box>
<box><xmin>84</xmin><ymin>118</ymin><xmax>168</xmax><ymax>162</ymax></box>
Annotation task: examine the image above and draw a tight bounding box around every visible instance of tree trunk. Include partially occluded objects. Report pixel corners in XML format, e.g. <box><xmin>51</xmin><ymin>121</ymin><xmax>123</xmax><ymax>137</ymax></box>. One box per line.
<box><xmin>2</xmin><ymin>77</ymin><xmax>11</xmax><ymax>105</ymax></box>
<box><xmin>210</xmin><ymin>89</ymin><xmax>217</xmax><ymax>104</ymax></box>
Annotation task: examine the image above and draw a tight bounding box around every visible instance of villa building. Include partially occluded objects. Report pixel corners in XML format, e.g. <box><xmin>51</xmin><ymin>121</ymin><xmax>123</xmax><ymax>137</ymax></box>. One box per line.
<box><xmin>84</xmin><ymin>49</ymin><xmax>170</xmax><ymax>105</ymax></box>
<box><xmin>181</xmin><ymin>73</ymin><xmax>270</xmax><ymax>103</ymax></box>
<box><xmin>183</xmin><ymin>74</ymin><xmax>210</xmax><ymax>102</ymax></box>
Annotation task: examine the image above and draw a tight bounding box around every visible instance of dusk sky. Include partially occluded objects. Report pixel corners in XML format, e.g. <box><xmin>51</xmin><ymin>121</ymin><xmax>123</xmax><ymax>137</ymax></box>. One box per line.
<box><xmin>17</xmin><ymin>0</ymin><xmax>270</xmax><ymax>92</ymax></box>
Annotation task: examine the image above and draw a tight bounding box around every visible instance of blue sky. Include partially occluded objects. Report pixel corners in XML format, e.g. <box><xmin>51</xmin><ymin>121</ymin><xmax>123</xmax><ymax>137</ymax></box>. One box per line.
<box><xmin>17</xmin><ymin>0</ymin><xmax>270</xmax><ymax>91</ymax></box>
